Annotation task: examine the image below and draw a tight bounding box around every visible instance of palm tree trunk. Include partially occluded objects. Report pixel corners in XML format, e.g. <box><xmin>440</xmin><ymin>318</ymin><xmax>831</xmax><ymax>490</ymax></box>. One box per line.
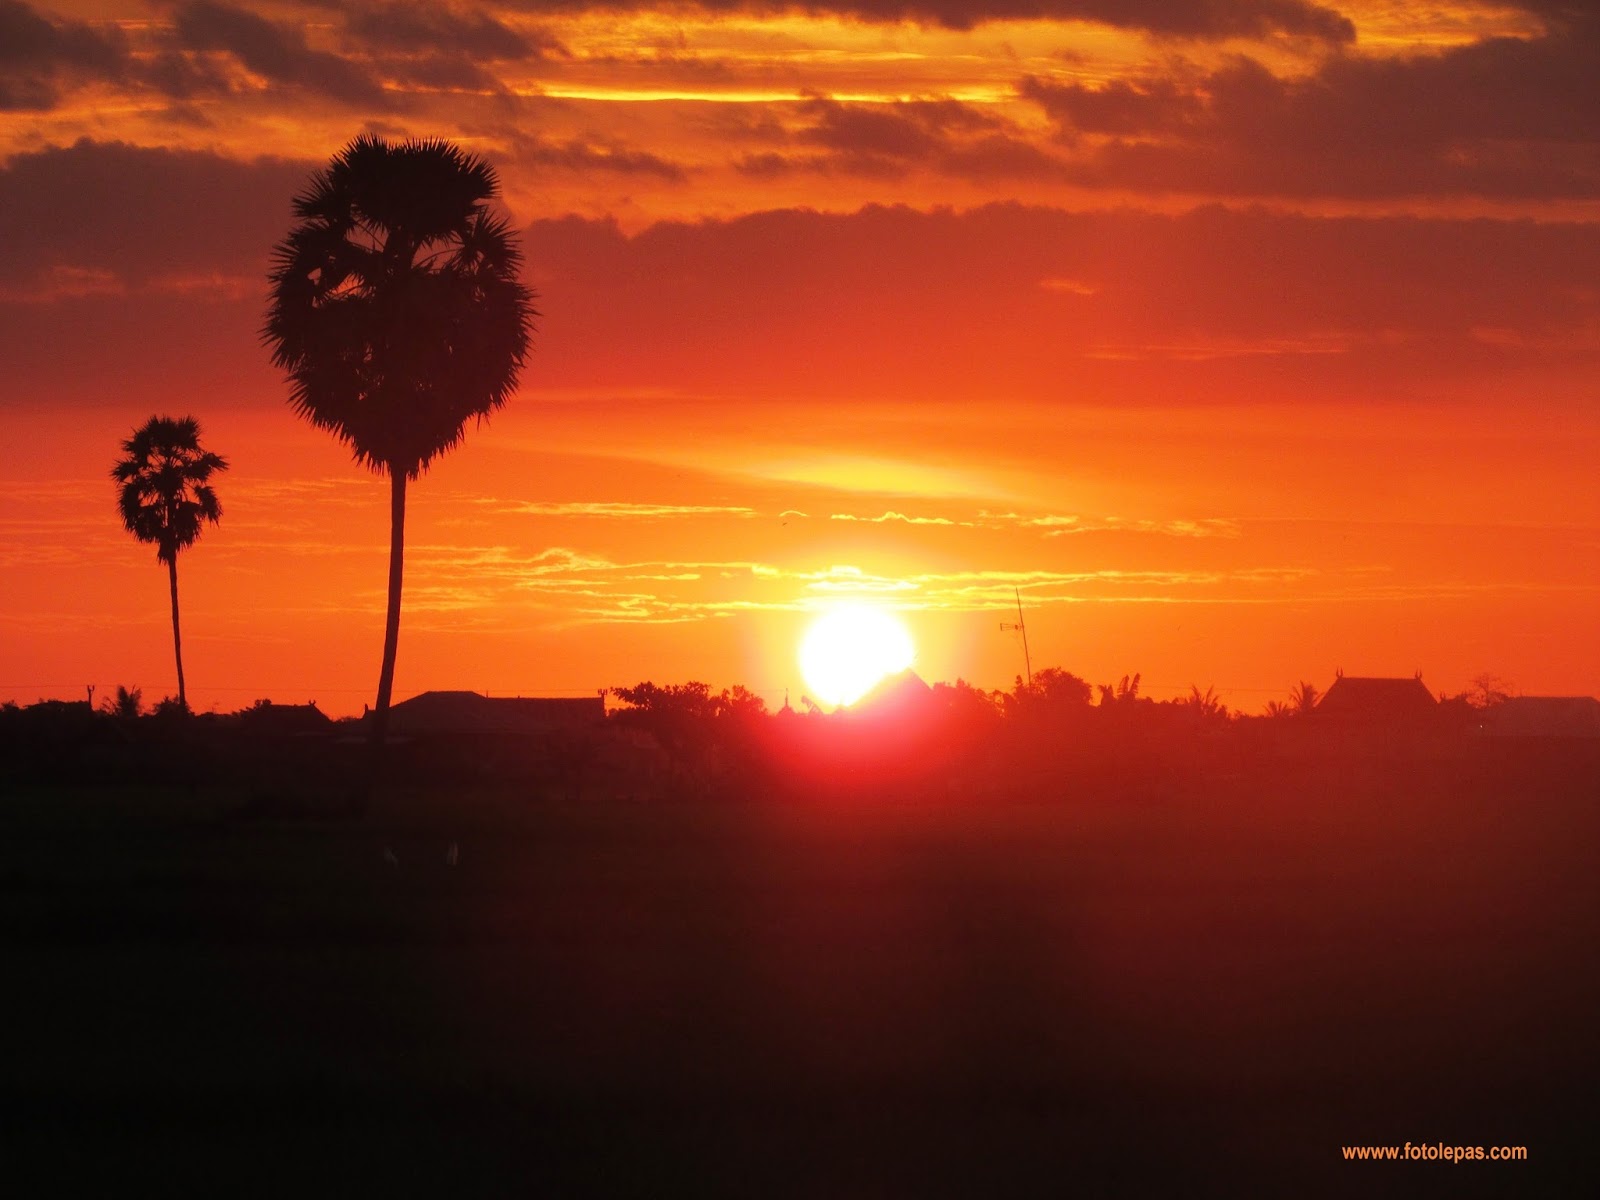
<box><xmin>168</xmin><ymin>556</ymin><xmax>186</xmax><ymax>710</ymax></box>
<box><xmin>372</xmin><ymin>469</ymin><xmax>407</xmax><ymax>746</ymax></box>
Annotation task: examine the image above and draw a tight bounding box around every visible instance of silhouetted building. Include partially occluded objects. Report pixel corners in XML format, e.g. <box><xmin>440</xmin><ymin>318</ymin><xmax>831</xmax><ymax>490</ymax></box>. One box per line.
<box><xmin>385</xmin><ymin>690</ymin><xmax>605</xmax><ymax>736</ymax></box>
<box><xmin>1476</xmin><ymin>696</ymin><xmax>1600</xmax><ymax>738</ymax></box>
<box><xmin>374</xmin><ymin>691</ymin><xmax>612</xmax><ymax>790</ymax></box>
<box><xmin>1316</xmin><ymin>672</ymin><xmax>1437</xmax><ymax>723</ymax></box>
<box><xmin>847</xmin><ymin>670</ymin><xmax>937</xmax><ymax>722</ymax></box>
<box><xmin>235</xmin><ymin>700</ymin><xmax>334</xmax><ymax>737</ymax></box>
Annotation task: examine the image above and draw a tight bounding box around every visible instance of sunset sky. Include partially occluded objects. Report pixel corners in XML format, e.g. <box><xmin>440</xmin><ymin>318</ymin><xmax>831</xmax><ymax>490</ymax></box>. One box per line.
<box><xmin>3</xmin><ymin>0</ymin><xmax>1598</xmax><ymax>715</ymax></box>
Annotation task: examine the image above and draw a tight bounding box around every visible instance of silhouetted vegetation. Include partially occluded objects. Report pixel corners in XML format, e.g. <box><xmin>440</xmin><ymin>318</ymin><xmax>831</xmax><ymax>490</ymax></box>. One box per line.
<box><xmin>1461</xmin><ymin>671</ymin><xmax>1514</xmax><ymax>709</ymax></box>
<box><xmin>10</xmin><ymin>663</ymin><xmax>1589</xmax><ymax>809</ymax></box>
<box><xmin>110</xmin><ymin>415</ymin><xmax>228</xmax><ymax>712</ymax></box>
<box><xmin>99</xmin><ymin>684</ymin><xmax>144</xmax><ymax>721</ymax></box>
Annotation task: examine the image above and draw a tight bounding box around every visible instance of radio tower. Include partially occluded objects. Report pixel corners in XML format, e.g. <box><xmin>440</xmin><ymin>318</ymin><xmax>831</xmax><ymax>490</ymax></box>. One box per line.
<box><xmin>1000</xmin><ymin>587</ymin><xmax>1032</xmax><ymax>688</ymax></box>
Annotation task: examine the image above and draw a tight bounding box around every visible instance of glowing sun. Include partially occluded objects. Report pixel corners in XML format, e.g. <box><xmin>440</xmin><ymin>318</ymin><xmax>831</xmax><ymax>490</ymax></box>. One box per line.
<box><xmin>799</xmin><ymin>605</ymin><xmax>916</xmax><ymax>708</ymax></box>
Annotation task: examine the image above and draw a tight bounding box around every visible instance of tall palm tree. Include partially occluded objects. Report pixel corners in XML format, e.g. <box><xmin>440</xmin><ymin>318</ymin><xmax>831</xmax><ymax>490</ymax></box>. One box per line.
<box><xmin>264</xmin><ymin>136</ymin><xmax>535</xmax><ymax>741</ymax></box>
<box><xmin>111</xmin><ymin>415</ymin><xmax>228</xmax><ymax>711</ymax></box>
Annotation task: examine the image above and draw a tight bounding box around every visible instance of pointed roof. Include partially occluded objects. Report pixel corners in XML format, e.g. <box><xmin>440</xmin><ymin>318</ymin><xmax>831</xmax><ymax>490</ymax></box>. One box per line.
<box><xmin>1316</xmin><ymin>673</ymin><xmax>1436</xmax><ymax>720</ymax></box>
<box><xmin>236</xmin><ymin>700</ymin><xmax>333</xmax><ymax>735</ymax></box>
<box><xmin>847</xmin><ymin>669</ymin><xmax>936</xmax><ymax>720</ymax></box>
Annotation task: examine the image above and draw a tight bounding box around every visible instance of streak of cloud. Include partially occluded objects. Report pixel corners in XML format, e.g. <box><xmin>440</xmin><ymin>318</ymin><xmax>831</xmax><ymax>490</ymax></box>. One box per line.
<box><xmin>489</xmin><ymin>500</ymin><xmax>758</xmax><ymax>518</ymax></box>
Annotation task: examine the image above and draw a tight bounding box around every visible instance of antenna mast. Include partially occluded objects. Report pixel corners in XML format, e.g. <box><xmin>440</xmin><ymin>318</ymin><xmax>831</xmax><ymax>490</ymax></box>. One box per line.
<box><xmin>1000</xmin><ymin>587</ymin><xmax>1033</xmax><ymax>688</ymax></box>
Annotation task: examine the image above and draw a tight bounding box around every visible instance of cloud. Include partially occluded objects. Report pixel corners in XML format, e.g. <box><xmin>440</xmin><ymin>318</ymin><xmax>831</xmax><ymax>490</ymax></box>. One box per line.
<box><xmin>0</xmin><ymin>140</ymin><xmax>321</xmax><ymax>407</ymax></box>
<box><xmin>498</xmin><ymin>0</ymin><xmax>1354</xmax><ymax>42</ymax></box>
<box><xmin>7</xmin><ymin>147</ymin><xmax>1600</xmax><ymax>415</ymax></box>
<box><xmin>508</xmin><ymin>133</ymin><xmax>689</xmax><ymax>180</ymax></box>
<box><xmin>800</xmin><ymin>564</ymin><xmax>921</xmax><ymax>592</ymax></box>
<box><xmin>1022</xmin><ymin>21</ymin><xmax>1600</xmax><ymax>201</ymax></box>
<box><xmin>0</xmin><ymin>0</ymin><xmax>561</xmax><ymax>107</ymax></box>
<box><xmin>343</xmin><ymin>2</ymin><xmax>564</xmax><ymax>60</ymax></box>
<box><xmin>985</xmin><ymin>513</ymin><xmax>1243</xmax><ymax>538</ymax></box>
<box><xmin>407</xmin><ymin>545</ymin><xmax>1339</xmax><ymax>625</ymax></box>
<box><xmin>800</xmin><ymin>95</ymin><xmax>979</xmax><ymax>158</ymax></box>
<box><xmin>526</xmin><ymin>203</ymin><xmax>1600</xmax><ymax>408</ymax></box>
<box><xmin>170</xmin><ymin>0</ymin><xmax>392</xmax><ymax>107</ymax></box>
<box><xmin>371</xmin><ymin>51</ymin><xmax>507</xmax><ymax>93</ymax></box>
<box><xmin>0</xmin><ymin>264</ymin><xmax>124</xmax><ymax>303</ymax></box>
<box><xmin>330</xmin><ymin>1</ymin><xmax>570</xmax><ymax>95</ymax></box>
<box><xmin>734</xmin><ymin>95</ymin><xmax>1070</xmax><ymax>183</ymax></box>
<box><xmin>1038</xmin><ymin>277</ymin><xmax>1097</xmax><ymax>295</ymax></box>
<box><xmin>1051</xmin><ymin>518</ymin><xmax>1244</xmax><ymax>539</ymax></box>
<box><xmin>490</xmin><ymin>500</ymin><xmax>758</xmax><ymax>518</ymax></box>
<box><xmin>830</xmin><ymin>511</ymin><xmax>961</xmax><ymax>525</ymax></box>
<box><xmin>227</xmin><ymin>478</ymin><xmax>378</xmax><ymax>506</ymax></box>
<box><xmin>136</xmin><ymin>49</ymin><xmax>236</xmax><ymax>105</ymax></box>
<box><xmin>1018</xmin><ymin>74</ymin><xmax>1202</xmax><ymax>139</ymax></box>
<box><xmin>0</xmin><ymin>0</ymin><xmax>128</xmax><ymax>110</ymax></box>
<box><xmin>0</xmin><ymin>139</ymin><xmax>311</xmax><ymax>294</ymax></box>
<box><xmin>1082</xmin><ymin>333</ymin><xmax>1361</xmax><ymax>361</ymax></box>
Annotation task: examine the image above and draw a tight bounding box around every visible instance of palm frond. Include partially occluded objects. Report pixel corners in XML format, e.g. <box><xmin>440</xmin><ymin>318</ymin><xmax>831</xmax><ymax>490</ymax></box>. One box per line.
<box><xmin>264</xmin><ymin>135</ymin><xmax>536</xmax><ymax>480</ymax></box>
<box><xmin>111</xmin><ymin>415</ymin><xmax>229</xmax><ymax>563</ymax></box>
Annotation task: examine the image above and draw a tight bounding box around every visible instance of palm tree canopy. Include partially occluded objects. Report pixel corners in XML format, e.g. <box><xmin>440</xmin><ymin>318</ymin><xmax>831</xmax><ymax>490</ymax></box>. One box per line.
<box><xmin>264</xmin><ymin>136</ymin><xmax>536</xmax><ymax>480</ymax></box>
<box><xmin>111</xmin><ymin>415</ymin><xmax>228</xmax><ymax>565</ymax></box>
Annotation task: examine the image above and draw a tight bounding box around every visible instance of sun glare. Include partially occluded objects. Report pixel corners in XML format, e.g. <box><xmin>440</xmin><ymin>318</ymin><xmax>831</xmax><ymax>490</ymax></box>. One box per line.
<box><xmin>799</xmin><ymin>604</ymin><xmax>915</xmax><ymax>708</ymax></box>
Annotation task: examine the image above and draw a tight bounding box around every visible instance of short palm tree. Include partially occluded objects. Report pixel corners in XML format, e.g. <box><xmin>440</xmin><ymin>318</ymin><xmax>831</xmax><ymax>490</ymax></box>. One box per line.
<box><xmin>111</xmin><ymin>416</ymin><xmax>228</xmax><ymax>711</ymax></box>
<box><xmin>102</xmin><ymin>684</ymin><xmax>145</xmax><ymax>720</ymax></box>
<box><xmin>264</xmin><ymin>136</ymin><xmax>535</xmax><ymax>740</ymax></box>
<box><xmin>1290</xmin><ymin>680</ymin><xmax>1321</xmax><ymax>714</ymax></box>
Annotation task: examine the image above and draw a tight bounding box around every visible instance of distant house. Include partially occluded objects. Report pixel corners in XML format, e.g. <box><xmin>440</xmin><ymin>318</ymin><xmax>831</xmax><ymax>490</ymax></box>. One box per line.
<box><xmin>385</xmin><ymin>690</ymin><xmax>605</xmax><ymax>737</ymax></box>
<box><xmin>847</xmin><ymin>670</ymin><xmax>937</xmax><ymax>721</ymax></box>
<box><xmin>235</xmin><ymin>700</ymin><xmax>334</xmax><ymax>737</ymax></box>
<box><xmin>1476</xmin><ymin>696</ymin><xmax>1600</xmax><ymax>739</ymax></box>
<box><xmin>1315</xmin><ymin>672</ymin><xmax>1437</xmax><ymax>723</ymax></box>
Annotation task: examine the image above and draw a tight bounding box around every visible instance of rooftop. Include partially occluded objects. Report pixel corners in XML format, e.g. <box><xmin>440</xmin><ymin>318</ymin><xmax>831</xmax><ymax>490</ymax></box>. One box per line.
<box><xmin>1316</xmin><ymin>673</ymin><xmax>1437</xmax><ymax>720</ymax></box>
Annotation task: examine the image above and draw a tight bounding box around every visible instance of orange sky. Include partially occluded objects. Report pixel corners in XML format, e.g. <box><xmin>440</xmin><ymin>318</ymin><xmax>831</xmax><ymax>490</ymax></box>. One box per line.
<box><xmin>3</xmin><ymin>0</ymin><xmax>1599</xmax><ymax>715</ymax></box>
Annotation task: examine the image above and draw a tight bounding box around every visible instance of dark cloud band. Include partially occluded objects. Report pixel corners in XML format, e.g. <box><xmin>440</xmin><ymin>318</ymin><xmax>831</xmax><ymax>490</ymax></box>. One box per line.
<box><xmin>498</xmin><ymin>0</ymin><xmax>1354</xmax><ymax>41</ymax></box>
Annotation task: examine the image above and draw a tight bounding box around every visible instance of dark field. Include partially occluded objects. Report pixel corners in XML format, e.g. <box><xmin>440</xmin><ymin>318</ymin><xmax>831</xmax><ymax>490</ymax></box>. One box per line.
<box><xmin>3</xmin><ymin>755</ymin><xmax>1597</xmax><ymax>1196</ymax></box>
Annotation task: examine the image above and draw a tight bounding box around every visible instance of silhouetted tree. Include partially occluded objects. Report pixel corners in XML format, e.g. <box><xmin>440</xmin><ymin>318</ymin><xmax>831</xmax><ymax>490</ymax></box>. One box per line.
<box><xmin>610</xmin><ymin>682</ymin><xmax>717</xmax><ymax>756</ymax></box>
<box><xmin>611</xmin><ymin>681</ymin><xmax>754</xmax><ymax>792</ymax></box>
<box><xmin>1179</xmin><ymin>683</ymin><xmax>1228</xmax><ymax>723</ymax></box>
<box><xmin>265</xmin><ymin>136</ymin><xmax>535</xmax><ymax>743</ymax></box>
<box><xmin>1097</xmin><ymin>673</ymin><xmax>1142</xmax><ymax>707</ymax></box>
<box><xmin>612</xmin><ymin>681</ymin><xmax>771</xmax><ymax>736</ymax></box>
<box><xmin>100</xmin><ymin>685</ymin><xmax>144</xmax><ymax>720</ymax></box>
<box><xmin>612</xmin><ymin>681</ymin><xmax>716</xmax><ymax>721</ymax></box>
<box><xmin>715</xmin><ymin>684</ymin><xmax>769</xmax><ymax>723</ymax></box>
<box><xmin>1289</xmin><ymin>680</ymin><xmax>1320</xmax><ymax>714</ymax></box>
<box><xmin>111</xmin><ymin>415</ymin><xmax>228</xmax><ymax>711</ymax></box>
<box><xmin>1461</xmin><ymin>673</ymin><xmax>1514</xmax><ymax>709</ymax></box>
<box><xmin>1007</xmin><ymin>667</ymin><xmax>1093</xmax><ymax>720</ymax></box>
<box><xmin>934</xmin><ymin>678</ymin><xmax>1004</xmax><ymax>723</ymax></box>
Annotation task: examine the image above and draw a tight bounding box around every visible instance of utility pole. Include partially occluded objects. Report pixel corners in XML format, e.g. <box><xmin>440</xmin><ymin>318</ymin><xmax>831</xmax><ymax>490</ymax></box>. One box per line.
<box><xmin>1000</xmin><ymin>587</ymin><xmax>1032</xmax><ymax>688</ymax></box>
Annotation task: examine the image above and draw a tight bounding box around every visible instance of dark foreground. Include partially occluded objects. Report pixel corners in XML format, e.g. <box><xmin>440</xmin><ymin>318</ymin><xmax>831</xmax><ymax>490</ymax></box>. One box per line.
<box><xmin>3</xmin><ymin>758</ymin><xmax>1596</xmax><ymax>1196</ymax></box>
